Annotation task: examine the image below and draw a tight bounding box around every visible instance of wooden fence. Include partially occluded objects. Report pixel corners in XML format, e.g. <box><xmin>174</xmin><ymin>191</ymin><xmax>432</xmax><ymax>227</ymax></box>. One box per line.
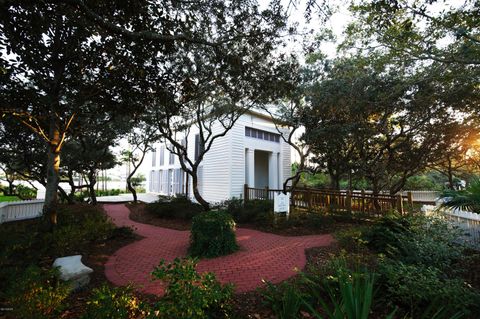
<box><xmin>244</xmin><ymin>185</ymin><xmax>412</xmax><ymax>215</ymax></box>
<box><xmin>0</xmin><ymin>200</ymin><xmax>44</xmax><ymax>223</ymax></box>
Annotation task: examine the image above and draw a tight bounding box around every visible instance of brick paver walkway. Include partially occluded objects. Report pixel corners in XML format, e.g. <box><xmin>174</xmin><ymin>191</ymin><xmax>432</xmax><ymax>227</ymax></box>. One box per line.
<box><xmin>103</xmin><ymin>204</ymin><xmax>334</xmax><ymax>295</ymax></box>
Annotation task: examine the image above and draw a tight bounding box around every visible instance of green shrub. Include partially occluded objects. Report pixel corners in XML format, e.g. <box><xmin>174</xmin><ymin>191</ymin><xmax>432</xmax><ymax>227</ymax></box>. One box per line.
<box><xmin>82</xmin><ymin>285</ymin><xmax>148</xmax><ymax>319</ymax></box>
<box><xmin>224</xmin><ymin>198</ymin><xmax>273</xmax><ymax>224</ymax></box>
<box><xmin>73</xmin><ymin>189</ymin><xmax>123</xmax><ymax>202</ymax></box>
<box><xmin>43</xmin><ymin>205</ymin><xmax>116</xmax><ymax>256</ymax></box>
<box><xmin>262</xmin><ymin>281</ymin><xmax>304</xmax><ymax>319</ymax></box>
<box><xmin>189</xmin><ymin>210</ymin><xmax>238</xmax><ymax>258</ymax></box>
<box><xmin>16</xmin><ymin>184</ymin><xmax>37</xmax><ymax>199</ymax></box>
<box><xmin>378</xmin><ymin>260</ymin><xmax>479</xmax><ymax>317</ymax></box>
<box><xmin>304</xmin><ymin>269</ymin><xmax>377</xmax><ymax>319</ymax></box>
<box><xmin>298</xmin><ymin>257</ymin><xmax>390</xmax><ymax>319</ymax></box>
<box><xmin>334</xmin><ymin>228</ymin><xmax>369</xmax><ymax>253</ymax></box>
<box><xmin>6</xmin><ymin>266</ymin><xmax>71</xmax><ymax>319</ymax></box>
<box><xmin>365</xmin><ymin>213</ymin><xmax>462</xmax><ymax>271</ymax></box>
<box><xmin>151</xmin><ymin>258</ymin><xmax>234</xmax><ymax>319</ymax></box>
<box><xmin>146</xmin><ymin>195</ymin><xmax>203</xmax><ymax>220</ymax></box>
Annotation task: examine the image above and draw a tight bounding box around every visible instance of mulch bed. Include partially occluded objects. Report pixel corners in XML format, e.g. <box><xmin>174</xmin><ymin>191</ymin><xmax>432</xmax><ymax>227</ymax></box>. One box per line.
<box><xmin>61</xmin><ymin>221</ymin><xmax>143</xmax><ymax>318</ymax></box>
<box><xmin>127</xmin><ymin>202</ymin><xmax>191</xmax><ymax>230</ymax></box>
<box><xmin>239</xmin><ymin>219</ymin><xmax>363</xmax><ymax>236</ymax></box>
<box><xmin>127</xmin><ymin>202</ymin><xmax>366</xmax><ymax>236</ymax></box>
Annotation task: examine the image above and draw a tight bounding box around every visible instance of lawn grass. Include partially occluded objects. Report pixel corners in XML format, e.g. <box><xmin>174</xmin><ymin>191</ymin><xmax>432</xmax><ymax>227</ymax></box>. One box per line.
<box><xmin>0</xmin><ymin>195</ymin><xmax>20</xmax><ymax>202</ymax></box>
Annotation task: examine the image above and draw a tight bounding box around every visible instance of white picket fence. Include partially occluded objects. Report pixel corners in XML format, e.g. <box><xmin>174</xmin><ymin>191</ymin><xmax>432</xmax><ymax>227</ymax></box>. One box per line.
<box><xmin>422</xmin><ymin>204</ymin><xmax>480</xmax><ymax>247</ymax></box>
<box><xmin>0</xmin><ymin>200</ymin><xmax>44</xmax><ymax>224</ymax></box>
<box><xmin>358</xmin><ymin>190</ymin><xmax>439</xmax><ymax>203</ymax></box>
<box><xmin>399</xmin><ymin>190</ymin><xmax>440</xmax><ymax>203</ymax></box>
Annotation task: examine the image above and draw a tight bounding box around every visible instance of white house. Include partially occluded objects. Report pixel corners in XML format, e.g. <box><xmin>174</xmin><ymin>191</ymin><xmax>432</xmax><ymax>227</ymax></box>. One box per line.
<box><xmin>145</xmin><ymin>110</ymin><xmax>291</xmax><ymax>203</ymax></box>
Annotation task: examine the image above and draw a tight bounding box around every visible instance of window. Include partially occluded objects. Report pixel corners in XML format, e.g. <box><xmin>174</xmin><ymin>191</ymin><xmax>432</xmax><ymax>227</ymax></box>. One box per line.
<box><xmin>169</xmin><ymin>151</ymin><xmax>175</xmax><ymax>165</ymax></box>
<box><xmin>151</xmin><ymin>149</ymin><xmax>157</xmax><ymax>167</ymax></box>
<box><xmin>194</xmin><ymin>134</ymin><xmax>204</xmax><ymax>161</ymax></box>
<box><xmin>156</xmin><ymin>170</ymin><xmax>161</xmax><ymax>193</ymax></box>
<box><xmin>244</xmin><ymin>127</ymin><xmax>280</xmax><ymax>143</ymax></box>
<box><xmin>149</xmin><ymin>171</ymin><xmax>154</xmax><ymax>191</ymax></box>
<box><xmin>159</xmin><ymin>145</ymin><xmax>165</xmax><ymax>166</ymax></box>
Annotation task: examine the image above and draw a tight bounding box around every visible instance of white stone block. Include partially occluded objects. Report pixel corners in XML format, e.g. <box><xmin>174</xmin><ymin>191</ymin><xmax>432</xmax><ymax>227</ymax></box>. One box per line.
<box><xmin>53</xmin><ymin>255</ymin><xmax>93</xmax><ymax>290</ymax></box>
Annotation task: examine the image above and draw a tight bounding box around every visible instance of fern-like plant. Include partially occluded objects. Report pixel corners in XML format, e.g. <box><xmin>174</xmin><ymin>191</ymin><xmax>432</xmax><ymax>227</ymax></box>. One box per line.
<box><xmin>441</xmin><ymin>177</ymin><xmax>480</xmax><ymax>213</ymax></box>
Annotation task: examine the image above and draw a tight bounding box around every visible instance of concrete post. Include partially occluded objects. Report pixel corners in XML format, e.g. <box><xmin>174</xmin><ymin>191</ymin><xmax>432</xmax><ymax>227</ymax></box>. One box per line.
<box><xmin>268</xmin><ymin>152</ymin><xmax>278</xmax><ymax>190</ymax></box>
<box><xmin>246</xmin><ymin>148</ymin><xmax>255</xmax><ymax>188</ymax></box>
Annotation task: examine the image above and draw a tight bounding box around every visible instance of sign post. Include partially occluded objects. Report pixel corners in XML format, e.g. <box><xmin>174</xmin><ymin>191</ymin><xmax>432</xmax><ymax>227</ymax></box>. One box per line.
<box><xmin>274</xmin><ymin>191</ymin><xmax>290</xmax><ymax>219</ymax></box>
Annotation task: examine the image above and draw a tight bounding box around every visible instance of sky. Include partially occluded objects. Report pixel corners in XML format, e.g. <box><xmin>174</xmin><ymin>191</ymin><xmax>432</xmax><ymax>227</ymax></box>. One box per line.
<box><xmin>261</xmin><ymin>0</ymin><xmax>352</xmax><ymax>59</ymax></box>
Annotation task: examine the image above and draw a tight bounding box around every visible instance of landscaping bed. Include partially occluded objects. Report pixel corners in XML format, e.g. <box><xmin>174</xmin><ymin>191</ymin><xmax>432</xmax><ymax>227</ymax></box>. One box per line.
<box><xmin>0</xmin><ymin>204</ymin><xmax>141</xmax><ymax>319</ymax></box>
<box><xmin>128</xmin><ymin>199</ymin><xmax>370</xmax><ymax>236</ymax></box>
<box><xmin>128</xmin><ymin>202</ymin><xmax>191</xmax><ymax>230</ymax></box>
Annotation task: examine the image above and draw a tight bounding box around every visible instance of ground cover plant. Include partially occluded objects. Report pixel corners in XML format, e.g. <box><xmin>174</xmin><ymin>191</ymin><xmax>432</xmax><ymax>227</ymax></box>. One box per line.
<box><xmin>151</xmin><ymin>257</ymin><xmax>234</xmax><ymax>319</ymax></box>
<box><xmin>0</xmin><ymin>195</ymin><xmax>20</xmax><ymax>202</ymax></box>
<box><xmin>82</xmin><ymin>285</ymin><xmax>147</xmax><ymax>319</ymax></box>
<box><xmin>5</xmin><ymin>266</ymin><xmax>71</xmax><ymax>319</ymax></box>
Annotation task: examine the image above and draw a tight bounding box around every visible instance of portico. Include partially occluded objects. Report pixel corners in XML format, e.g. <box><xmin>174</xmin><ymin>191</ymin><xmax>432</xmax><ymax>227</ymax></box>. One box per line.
<box><xmin>245</xmin><ymin>148</ymin><xmax>280</xmax><ymax>189</ymax></box>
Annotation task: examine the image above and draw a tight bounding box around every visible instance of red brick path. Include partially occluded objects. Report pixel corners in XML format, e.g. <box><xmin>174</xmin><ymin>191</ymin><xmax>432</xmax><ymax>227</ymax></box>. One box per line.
<box><xmin>103</xmin><ymin>204</ymin><xmax>334</xmax><ymax>295</ymax></box>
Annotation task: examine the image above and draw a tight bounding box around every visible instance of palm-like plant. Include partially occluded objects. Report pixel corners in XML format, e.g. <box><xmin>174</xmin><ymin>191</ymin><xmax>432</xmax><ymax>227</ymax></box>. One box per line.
<box><xmin>441</xmin><ymin>178</ymin><xmax>480</xmax><ymax>213</ymax></box>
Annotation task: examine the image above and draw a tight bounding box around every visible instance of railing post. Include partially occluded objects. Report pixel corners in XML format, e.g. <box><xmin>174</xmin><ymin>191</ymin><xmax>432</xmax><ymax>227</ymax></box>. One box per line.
<box><xmin>244</xmin><ymin>184</ymin><xmax>249</xmax><ymax>201</ymax></box>
<box><xmin>307</xmin><ymin>189</ymin><xmax>312</xmax><ymax>210</ymax></box>
<box><xmin>407</xmin><ymin>191</ymin><xmax>414</xmax><ymax>209</ymax></box>
<box><xmin>361</xmin><ymin>189</ymin><xmax>366</xmax><ymax>213</ymax></box>
<box><xmin>291</xmin><ymin>189</ymin><xmax>296</xmax><ymax>208</ymax></box>
<box><xmin>346</xmin><ymin>190</ymin><xmax>352</xmax><ymax>214</ymax></box>
<box><xmin>396</xmin><ymin>194</ymin><xmax>404</xmax><ymax>215</ymax></box>
<box><xmin>265</xmin><ymin>186</ymin><xmax>269</xmax><ymax>200</ymax></box>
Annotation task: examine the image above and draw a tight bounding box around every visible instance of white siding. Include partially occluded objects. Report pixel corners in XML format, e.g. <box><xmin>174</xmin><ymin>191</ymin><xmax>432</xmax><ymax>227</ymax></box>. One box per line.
<box><xmin>201</xmin><ymin>122</ymin><xmax>231</xmax><ymax>203</ymax></box>
<box><xmin>230</xmin><ymin>116</ymin><xmax>247</xmax><ymax>199</ymax></box>
<box><xmin>280</xmin><ymin>128</ymin><xmax>292</xmax><ymax>186</ymax></box>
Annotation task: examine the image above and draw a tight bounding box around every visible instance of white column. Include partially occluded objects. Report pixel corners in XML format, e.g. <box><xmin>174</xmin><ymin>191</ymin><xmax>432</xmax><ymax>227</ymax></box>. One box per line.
<box><xmin>246</xmin><ymin>148</ymin><xmax>255</xmax><ymax>187</ymax></box>
<box><xmin>268</xmin><ymin>152</ymin><xmax>279</xmax><ymax>189</ymax></box>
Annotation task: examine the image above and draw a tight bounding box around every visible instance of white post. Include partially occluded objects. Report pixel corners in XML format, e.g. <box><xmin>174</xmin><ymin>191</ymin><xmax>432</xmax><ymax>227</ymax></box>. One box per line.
<box><xmin>246</xmin><ymin>148</ymin><xmax>255</xmax><ymax>187</ymax></box>
<box><xmin>269</xmin><ymin>152</ymin><xmax>279</xmax><ymax>189</ymax></box>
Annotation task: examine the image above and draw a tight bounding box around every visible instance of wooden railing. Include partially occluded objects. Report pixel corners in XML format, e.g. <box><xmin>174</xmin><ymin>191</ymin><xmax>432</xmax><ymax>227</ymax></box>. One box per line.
<box><xmin>244</xmin><ymin>185</ymin><xmax>411</xmax><ymax>215</ymax></box>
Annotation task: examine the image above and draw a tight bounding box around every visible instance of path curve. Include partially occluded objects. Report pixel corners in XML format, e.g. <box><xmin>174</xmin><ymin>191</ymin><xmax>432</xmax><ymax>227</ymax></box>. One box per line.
<box><xmin>103</xmin><ymin>204</ymin><xmax>334</xmax><ymax>295</ymax></box>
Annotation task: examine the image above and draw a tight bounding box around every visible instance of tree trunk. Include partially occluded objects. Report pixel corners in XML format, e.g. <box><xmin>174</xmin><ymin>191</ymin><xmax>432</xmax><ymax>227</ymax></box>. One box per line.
<box><xmin>66</xmin><ymin>170</ymin><xmax>78</xmax><ymax>203</ymax></box>
<box><xmin>88</xmin><ymin>170</ymin><xmax>97</xmax><ymax>205</ymax></box>
<box><xmin>58</xmin><ymin>185</ymin><xmax>73</xmax><ymax>204</ymax></box>
<box><xmin>329</xmin><ymin>172</ymin><xmax>340</xmax><ymax>190</ymax></box>
<box><xmin>126</xmin><ymin>178</ymin><xmax>137</xmax><ymax>203</ymax></box>
<box><xmin>448</xmin><ymin>170</ymin><xmax>454</xmax><ymax>189</ymax></box>
<box><xmin>192</xmin><ymin>173</ymin><xmax>209</xmax><ymax>211</ymax></box>
<box><xmin>44</xmin><ymin>123</ymin><xmax>61</xmax><ymax>227</ymax></box>
<box><xmin>88</xmin><ymin>183</ymin><xmax>97</xmax><ymax>205</ymax></box>
<box><xmin>447</xmin><ymin>158</ymin><xmax>455</xmax><ymax>189</ymax></box>
<box><xmin>371</xmin><ymin>179</ymin><xmax>381</xmax><ymax>211</ymax></box>
<box><xmin>7</xmin><ymin>180</ymin><xmax>14</xmax><ymax>196</ymax></box>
